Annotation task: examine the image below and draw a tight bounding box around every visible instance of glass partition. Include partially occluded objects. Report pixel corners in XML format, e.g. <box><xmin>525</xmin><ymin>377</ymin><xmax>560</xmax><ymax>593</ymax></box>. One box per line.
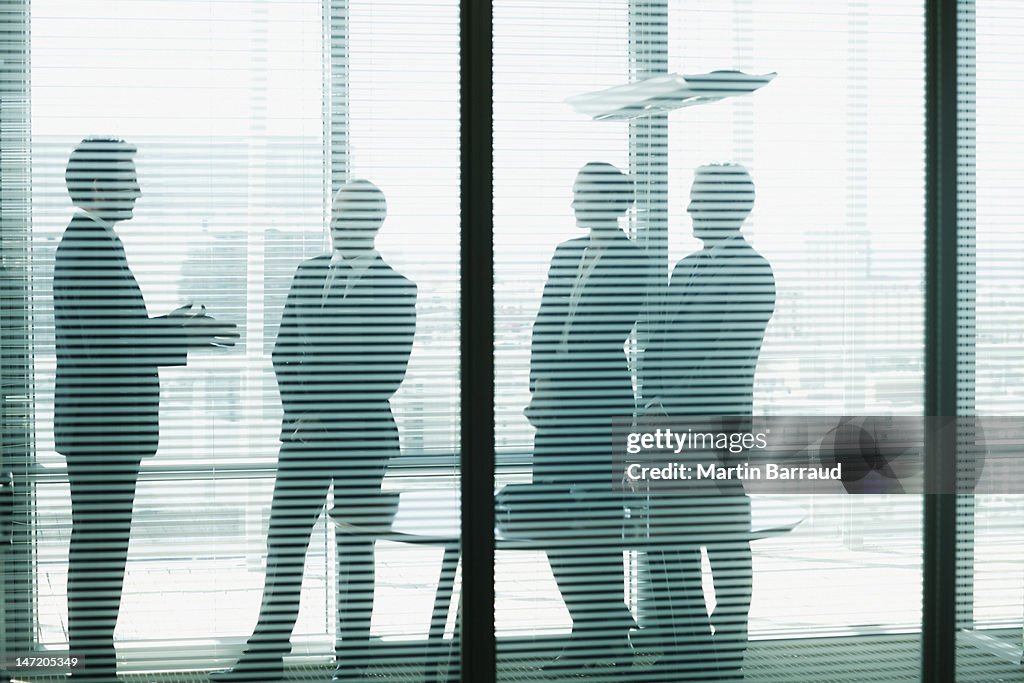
<box><xmin>4</xmin><ymin>0</ymin><xmax>1024</xmax><ymax>681</ymax></box>
<box><xmin>20</xmin><ymin>0</ymin><xmax>460</xmax><ymax>678</ymax></box>
<box><xmin>957</xmin><ymin>1</ymin><xmax>1024</xmax><ymax>680</ymax></box>
<box><xmin>494</xmin><ymin>0</ymin><xmax>926</xmax><ymax>680</ymax></box>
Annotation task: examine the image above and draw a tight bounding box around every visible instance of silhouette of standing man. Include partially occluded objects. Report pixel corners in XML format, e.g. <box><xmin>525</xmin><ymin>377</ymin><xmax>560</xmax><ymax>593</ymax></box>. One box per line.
<box><xmin>54</xmin><ymin>138</ymin><xmax>237</xmax><ymax>683</ymax></box>
<box><xmin>211</xmin><ymin>180</ymin><xmax>416</xmax><ymax>683</ymax></box>
<box><xmin>645</xmin><ymin>163</ymin><xmax>775</xmax><ymax>681</ymax></box>
<box><xmin>529</xmin><ymin>162</ymin><xmax>652</xmax><ymax>676</ymax></box>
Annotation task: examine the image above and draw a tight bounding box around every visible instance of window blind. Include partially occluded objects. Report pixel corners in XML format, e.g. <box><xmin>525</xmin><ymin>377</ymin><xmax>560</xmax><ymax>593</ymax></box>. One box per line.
<box><xmin>2</xmin><ymin>0</ymin><xmax>1023</xmax><ymax>682</ymax></box>
<box><xmin>493</xmin><ymin>0</ymin><xmax>927</xmax><ymax>680</ymax></box>
<box><xmin>0</xmin><ymin>0</ymin><xmax>34</xmax><ymax>669</ymax></box>
<box><xmin>956</xmin><ymin>1</ymin><xmax>1024</xmax><ymax>680</ymax></box>
<box><xmin>9</xmin><ymin>0</ymin><xmax>462</xmax><ymax>679</ymax></box>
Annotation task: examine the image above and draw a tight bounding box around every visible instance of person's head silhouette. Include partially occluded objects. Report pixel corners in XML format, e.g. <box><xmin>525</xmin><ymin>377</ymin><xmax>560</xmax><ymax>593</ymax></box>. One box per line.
<box><xmin>66</xmin><ymin>138</ymin><xmax>141</xmax><ymax>224</ymax></box>
<box><xmin>331</xmin><ymin>179</ymin><xmax>387</xmax><ymax>251</ymax></box>
<box><xmin>689</xmin><ymin>163</ymin><xmax>754</xmax><ymax>244</ymax></box>
<box><xmin>571</xmin><ymin>162</ymin><xmax>634</xmax><ymax>231</ymax></box>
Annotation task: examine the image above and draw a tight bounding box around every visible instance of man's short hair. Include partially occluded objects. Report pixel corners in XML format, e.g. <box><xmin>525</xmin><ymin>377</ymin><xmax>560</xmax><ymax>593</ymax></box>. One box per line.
<box><xmin>332</xmin><ymin>179</ymin><xmax>387</xmax><ymax>226</ymax></box>
<box><xmin>65</xmin><ymin>138</ymin><xmax>138</xmax><ymax>204</ymax></box>
<box><xmin>576</xmin><ymin>161</ymin><xmax>635</xmax><ymax>216</ymax></box>
<box><xmin>692</xmin><ymin>163</ymin><xmax>755</xmax><ymax>218</ymax></box>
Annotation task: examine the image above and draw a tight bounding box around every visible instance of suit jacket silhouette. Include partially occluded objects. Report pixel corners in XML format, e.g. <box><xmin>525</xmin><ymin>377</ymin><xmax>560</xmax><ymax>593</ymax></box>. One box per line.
<box><xmin>642</xmin><ymin>235</ymin><xmax>774</xmax><ymax>676</ymax></box>
<box><xmin>529</xmin><ymin>232</ymin><xmax>651</xmax><ymax>482</ymax></box>
<box><xmin>272</xmin><ymin>254</ymin><xmax>416</xmax><ymax>445</ymax></box>
<box><xmin>646</xmin><ymin>234</ymin><xmax>775</xmax><ymax>418</ymax></box>
<box><xmin>53</xmin><ymin>213</ymin><xmax>188</xmax><ymax>458</ymax></box>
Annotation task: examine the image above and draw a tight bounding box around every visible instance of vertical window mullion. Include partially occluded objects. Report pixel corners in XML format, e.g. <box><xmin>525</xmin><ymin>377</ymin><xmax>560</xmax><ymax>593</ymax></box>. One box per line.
<box><xmin>460</xmin><ymin>0</ymin><xmax>496</xmax><ymax>681</ymax></box>
<box><xmin>923</xmin><ymin>0</ymin><xmax>962</xmax><ymax>680</ymax></box>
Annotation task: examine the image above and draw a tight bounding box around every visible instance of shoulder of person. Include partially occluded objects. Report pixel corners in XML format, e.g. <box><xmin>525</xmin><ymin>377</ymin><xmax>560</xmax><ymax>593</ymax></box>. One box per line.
<box><xmin>369</xmin><ymin>258</ymin><xmax>417</xmax><ymax>295</ymax></box>
<box><xmin>671</xmin><ymin>251</ymin><xmax>705</xmax><ymax>273</ymax></box>
<box><xmin>295</xmin><ymin>255</ymin><xmax>331</xmax><ymax>272</ymax></box>
<box><xmin>58</xmin><ymin>216</ymin><xmax>107</xmax><ymax>244</ymax></box>
<box><xmin>285</xmin><ymin>257</ymin><xmax>331</xmax><ymax>295</ymax></box>
<box><xmin>745</xmin><ymin>246</ymin><xmax>774</xmax><ymax>271</ymax></box>
<box><xmin>549</xmin><ymin>237</ymin><xmax>587</xmax><ymax>265</ymax></box>
<box><xmin>556</xmin><ymin>236</ymin><xmax>589</xmax><ymax>252</ymax></box>
<box><xmin>384</xmin><ymin>265</ymin><xmax>418</xmax><ymax>294</ymax></box>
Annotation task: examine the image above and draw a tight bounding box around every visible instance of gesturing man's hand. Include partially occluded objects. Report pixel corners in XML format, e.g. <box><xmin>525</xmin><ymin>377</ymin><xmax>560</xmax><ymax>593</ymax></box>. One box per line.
<box><xmin>170</xmin><ymin>303</ymin><xmax>240</xmax><ymax>348</ymax></box>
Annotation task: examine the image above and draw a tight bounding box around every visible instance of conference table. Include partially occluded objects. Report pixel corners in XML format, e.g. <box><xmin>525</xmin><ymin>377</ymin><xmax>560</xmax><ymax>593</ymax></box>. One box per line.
<box><xmin>329</xmin><ymin>488</ymin><xmax>803</xmax><ymax>682</ymax></box>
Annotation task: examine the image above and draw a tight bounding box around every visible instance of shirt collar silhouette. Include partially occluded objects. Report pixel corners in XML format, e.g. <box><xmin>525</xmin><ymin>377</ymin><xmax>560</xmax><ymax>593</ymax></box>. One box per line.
<box><xmin>78</xmin><ymin>209</ymin><xmax>116</xmax><ymax>235</ymax></box>
<box><xmin>329</xmin><ymin>248</ymin><xmax>379</xmax><ymax>271</ymax></box>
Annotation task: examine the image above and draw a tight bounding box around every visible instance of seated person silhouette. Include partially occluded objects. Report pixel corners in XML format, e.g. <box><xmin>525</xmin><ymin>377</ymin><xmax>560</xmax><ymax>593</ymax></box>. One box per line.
<box><xmin>528</xmin><ymin>161</ymin><xmax>653</xmax><ymax>676</ymax></box>
<box><xmin>54</xmin><ymin>138</ymin><xmax>237</xmax><ymax>683</ymax></box>
<box><xmin>644</xmin><ymin>163</ymin><xmax>775</xmax><ymax>681</ymax></box>
<box><xmin>211</xmin><ymin>180</ymin><xmax>416</xmax><ymax>683</ymax></box>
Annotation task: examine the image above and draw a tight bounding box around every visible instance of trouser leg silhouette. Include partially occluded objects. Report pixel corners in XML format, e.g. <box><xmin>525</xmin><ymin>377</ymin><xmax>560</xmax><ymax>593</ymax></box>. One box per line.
<box><xmin>246</xmin><ymin>451</ymin><xmax>331</xmax><ymax>654</ymax></box>
<box><xmin>707</xmin><ymin>537</ymin><xmax>752</xmax><ymax>681</ymax></box>
<box><xmin>332</xmin><ymin>452</ymin><xmax>386</xmax><ymax>678</ymax></box>
<box><xmin>646</xmin><ymin>546</ymin><xmax>715</xmax><ymax>680</ymax></box>
<box><xmin>336</xmin><ymin>532</ymin><xmax>375</xmax><ymax>674</ymax></box>
<box><xmin>67</xmin><ymin>456</ymin><xmax>141</xmax><ymax>680</ymax></box>
<box><xmin>545</xmin><ymin>493</ymin><xmax>632</xmax><ymax>667</ymax></box>
<box><xmin>548</xmin><ymin>545</ymin><xmax>630</xmax><ymax>632</ymax></box>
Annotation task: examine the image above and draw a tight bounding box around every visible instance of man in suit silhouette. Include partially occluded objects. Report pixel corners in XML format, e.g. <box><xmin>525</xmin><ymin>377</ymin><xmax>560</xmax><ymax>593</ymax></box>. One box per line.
<box><xmin>54</xmin><ymin>138</ymin><xmax>237</xmax><ymax>682</ymax></box>
<box><xmin>211</xmin><ymin>180</ymin><xmax>416</xmax><ymax>683</ymax></box>
<box><xmin>529</xmin><ymin>162</ymin><xmax>652</xmax><ymax>675</ymax></box>
<box><xmin>644</xmin><ymin>163</ymin><xmax>775</xmax><ymax>680</ymax></box>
